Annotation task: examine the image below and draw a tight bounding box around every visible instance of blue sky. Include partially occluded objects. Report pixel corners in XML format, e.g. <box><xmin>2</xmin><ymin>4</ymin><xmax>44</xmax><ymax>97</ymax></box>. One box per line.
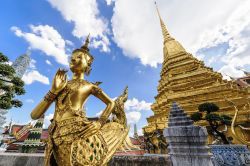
<box><xmin>1</xmin><ymin>0</ymin><xmax>250</xmax><ymax>135</ymax></box>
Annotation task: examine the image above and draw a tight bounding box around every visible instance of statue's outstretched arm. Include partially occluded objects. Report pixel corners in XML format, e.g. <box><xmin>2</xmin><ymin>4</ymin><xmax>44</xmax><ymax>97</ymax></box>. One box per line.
<box><xmin>91</xmin><ymin>85</ymin><xmax>115</xmax><ymax>125</ymax></box>
<box><xmin>31</xmin><ymin>69</ymin><xmax>67</xmax><ymax>119</ymax></box>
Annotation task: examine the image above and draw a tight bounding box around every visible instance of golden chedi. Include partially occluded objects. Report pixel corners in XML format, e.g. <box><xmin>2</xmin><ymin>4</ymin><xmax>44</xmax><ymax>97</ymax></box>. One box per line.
<box><xmin>31</xmin><ymin>36</ymin><xmax>129</xmax><ymax>166</ymax></box>
<box><xmin>143</xmin><ymin>6</ymin><xmax>250</xmax><ymax>145</ymax></box>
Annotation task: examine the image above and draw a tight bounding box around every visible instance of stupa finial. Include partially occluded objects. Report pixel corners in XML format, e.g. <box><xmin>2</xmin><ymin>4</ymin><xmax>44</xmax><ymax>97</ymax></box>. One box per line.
<box><xmin>155</xmin><ymin>2</ymin><xmax>173</xmax><ymax>42</ymax></box>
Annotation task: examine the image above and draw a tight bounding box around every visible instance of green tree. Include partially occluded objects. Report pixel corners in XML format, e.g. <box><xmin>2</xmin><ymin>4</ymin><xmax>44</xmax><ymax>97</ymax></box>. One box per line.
<box><xmin>191</xmin><ymin>102</ymin><xmax>232</xmax><ymax>144</ymax></box>
<box><xmin>0</xmin><ymin>52</ymin><xmax>25</xmax><ymax>110</ymax></box>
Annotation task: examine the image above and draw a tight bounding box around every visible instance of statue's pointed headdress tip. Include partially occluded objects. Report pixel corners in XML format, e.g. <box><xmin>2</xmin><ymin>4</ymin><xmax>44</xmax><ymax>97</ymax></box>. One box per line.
<box><xmin>81</xmin><ymin>34</ymin><xmax>90</xmax><ymax>52</ymax></box>
<box><xmin>72</xmin><ymin>34</ymin><xmax>94</xmax><ymax>66</ymax></box>
<box><xmin>123</xmin><ymin>86</ymin><xmax>128</xmax><ymax>94</ymax></box>
<box><xmin>125</xmin><ymin>85</ymin><xmax>128</xmax><ymax>90</ymax></box>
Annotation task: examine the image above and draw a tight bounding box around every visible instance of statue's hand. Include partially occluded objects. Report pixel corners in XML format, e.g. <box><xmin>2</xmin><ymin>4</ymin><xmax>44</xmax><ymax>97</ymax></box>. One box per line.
<box><xmin>51</xmin><ymin>68</ymin><xmax>68</xmax><ymax>95</ymax></box>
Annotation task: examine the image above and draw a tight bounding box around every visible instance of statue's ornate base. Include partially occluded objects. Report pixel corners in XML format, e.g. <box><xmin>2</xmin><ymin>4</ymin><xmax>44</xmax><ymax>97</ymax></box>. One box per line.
<box><xmin>163</xmin><ymin>102</ymin><xmax>213</xmax><ymax>166</ymax></box>
<box><xmin>210</xmin><ymin>144</ymin><xmax>250</xmax><ymax>166</ymax></box>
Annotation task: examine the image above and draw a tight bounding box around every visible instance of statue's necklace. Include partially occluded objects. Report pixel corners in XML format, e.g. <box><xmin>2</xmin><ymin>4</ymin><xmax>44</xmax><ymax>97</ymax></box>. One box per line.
<box><xmin>56</xmin><ymin>79</ymin><xmax>86</xmax><ymax>116</ymax></box>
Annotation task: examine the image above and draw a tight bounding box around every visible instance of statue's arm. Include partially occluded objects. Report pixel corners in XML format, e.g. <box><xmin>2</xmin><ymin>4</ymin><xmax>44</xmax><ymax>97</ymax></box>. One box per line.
<box><xmin>30</xmin><ymin>91</ymin><xmax>57</xmax><ymax>119</ymax></box>
<box><xmin>31</xmin><ymin>69</ymin><xmax>67</xmax><ymax>120</ymax></box>
<box><xmin>91</xmin><ymin>85</ymin><xmax>115</xmax><ymax>125</ymax></box>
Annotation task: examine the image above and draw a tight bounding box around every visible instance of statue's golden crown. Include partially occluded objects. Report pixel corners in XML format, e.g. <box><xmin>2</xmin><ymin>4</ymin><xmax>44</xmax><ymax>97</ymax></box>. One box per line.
<box><xmin>73</xmin><ymin>34</ymin><xmax>94</xmax><ymax>63</ymax></box>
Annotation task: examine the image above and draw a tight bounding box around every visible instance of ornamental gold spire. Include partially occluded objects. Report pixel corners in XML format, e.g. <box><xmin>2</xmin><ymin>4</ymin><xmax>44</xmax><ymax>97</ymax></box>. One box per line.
<box><xmin>81</xmin><ymin>33</ymin><xmax>90</xmax><ymax>52</ymax></box>
<box><xmin>73</xmin><ymin>34</ymin><xmax>94</xmax><ymax>68</ymax></box>
<box><xmin>155</xmin><ymin>2</ymin><xmax>173</xmax><ymax>42</ymax></box>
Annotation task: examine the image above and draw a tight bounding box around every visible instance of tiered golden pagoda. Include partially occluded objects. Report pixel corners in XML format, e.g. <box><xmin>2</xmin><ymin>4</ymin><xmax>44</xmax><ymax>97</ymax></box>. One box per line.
<box><xmin>143</xmin><ymin>6</ymin><xmax>250</xmax><ymax>144</ymax></box>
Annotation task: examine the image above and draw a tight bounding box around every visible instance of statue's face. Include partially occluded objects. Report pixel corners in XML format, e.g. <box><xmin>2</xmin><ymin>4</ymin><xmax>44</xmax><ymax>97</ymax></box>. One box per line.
<box><xmin>70</xmin><ymin>51</ymin><xmax>88</xmax><ymax>74</ymax></box>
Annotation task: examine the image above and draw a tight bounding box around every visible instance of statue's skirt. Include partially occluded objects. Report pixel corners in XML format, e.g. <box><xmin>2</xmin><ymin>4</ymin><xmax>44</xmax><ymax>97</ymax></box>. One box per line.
<box><xmin>45</xmin><ymin>117</ymin><xmax>128</xmax><ymax>166</ymax></box>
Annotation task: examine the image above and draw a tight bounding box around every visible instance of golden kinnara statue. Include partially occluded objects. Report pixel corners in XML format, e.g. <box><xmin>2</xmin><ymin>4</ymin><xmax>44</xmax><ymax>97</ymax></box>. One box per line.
<box><xmin>31</xmin><ymin>36</ymin><xmax>129</xmax><ymax>166</ymax></box>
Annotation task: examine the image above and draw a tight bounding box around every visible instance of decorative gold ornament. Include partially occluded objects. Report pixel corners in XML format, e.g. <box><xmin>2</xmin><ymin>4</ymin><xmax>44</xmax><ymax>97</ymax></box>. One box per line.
<box><xmin>44</xmin><ymin>91</ymin><xmax>57</xmax><ymax>103</ymax></box>
<box><xmin>227</xmin><ymin>100</ymin><xmax>250</xmax><ymax>145</ymax></box>
<box><xmin>31</xmin><ymin>36</ymin><xmax>129</xmax><ymax>166</ymax></box>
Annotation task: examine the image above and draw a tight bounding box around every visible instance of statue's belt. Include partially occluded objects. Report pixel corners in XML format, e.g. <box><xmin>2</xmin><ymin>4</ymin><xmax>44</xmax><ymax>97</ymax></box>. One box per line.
<box><xmin>49</xmin><ymin>117</ymin><xmax>101</xmax><ymax>142</ymax></box>
<box><xmin>50</xmin><ymin>116</ymin><xmax>87</xmax><ymax>126</ymax></box>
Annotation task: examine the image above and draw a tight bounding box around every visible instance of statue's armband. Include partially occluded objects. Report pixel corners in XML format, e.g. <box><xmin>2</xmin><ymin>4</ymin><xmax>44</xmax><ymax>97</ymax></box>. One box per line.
<box><xmin>91</xmin><ymin>85</ymin><xmax>102</xmax><ymax>96</ymax></box>
<box><xmin>44</xmin><ymin>91</ymin><xmax>57</xmax><ymax>103</ymax></box>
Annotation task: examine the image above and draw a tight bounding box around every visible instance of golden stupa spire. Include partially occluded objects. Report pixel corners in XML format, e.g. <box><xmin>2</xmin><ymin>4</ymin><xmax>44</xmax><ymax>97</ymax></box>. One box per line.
<box><xmin>155</xmin><ymin>2</ymin><xmax>173</xmax><ymax>42</ymax></box>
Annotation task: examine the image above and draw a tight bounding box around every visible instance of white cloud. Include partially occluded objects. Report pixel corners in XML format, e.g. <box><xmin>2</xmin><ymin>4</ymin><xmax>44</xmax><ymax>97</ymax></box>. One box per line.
<box><xmin>43</xmin><ymin>113</ymin><xmax>54</xmax><ymax>128</ymax></box>
<box><xmin>125</xmin><ymin>98</ymin><xmax>151</xmax><ymax>111</ymax></box>
<box><xmin>111</xmin><ymin>0</ymin><xmax>162</xmax><ymax>67</ymax></box>
<box><xmin>105</xmin><ymin>0</ymin><xmax>115</xmax><ymax>6</ymax></box>
<box><xmin>5</xmin><ymin>61</ymin><xmax>13</xmax><ymax>66</ymax></box>
<box><xmin>25</xmin><ymin>99</ymin><xmax>34</xmax><ymax>103</ymax></box>
<box><xmin>46</xmin><ymin>60</ymin><xmax>52</xmax><ymax>66</ymax></box>
<box><xmin>47</xmin><ymin>0</ymin><xmax>110</xmax><ymax>52</ymax></box>
<box><xmin>22</xmin><ymin>70</ymin><xmax>49</xmax><ymax>85</ymax></box>
<box><xmin>193</xmin><ymin>1</ymin><xmax>250</xmax><ymax>52</ymax></box>
<box><xmin>65</xmin><ymin>40</ymin><xmax>74</xmax><ymax>46</ymax></box>
<box><xmin>185</xmin><ymin>0</ymin><xmax>250</xmax><ymax>77</ymax></box>
<box><xmin>137</xmin><ymin>70</ymin><xmax>142</xmax><ymax>74</ymax></box>
<box><xmin>95</xmin><ymin>98</ymin><xmax>150</xmax><ymax>124</ymax></box>
<box><xmin>9</xmin><ymin>120</ymin><xmax>34</xmax><ymax>128</ymax></box>
<box><xmin>219</xmin><ymin>65</ymin><xmax>245</xmax><ymax>79</ymax></box>
<box><xmin>19</xmin><ymin>57</ymin><xmax>50</xmax><ymax>85</ymax></box>
<box><xmin>126</xmin><ymin>111</ymin><xmax>141</xmax><ymax>124</ymax></box>
<box><xmin>137</xmin><ymin>128</ymin><xmax>143</xmax><ymax>136</ymax></box>
<box><xmin>11</xmin><ymin>25</ymin><xmax>69</xmax><ymax>66</ymax></box>
<box><xmin>95</xmin><ymin>110</ymin><xmax>103</xmax><ymax>117</ymax></box>
<box><xmin>30</xmin><ymin>59</ymin><xmax>36</xmax><ymax>69</ymax></box>
<box><xmin>129</xmin><ymin>126</ymin><xmax>143</xmax><ymax>137</ymax></box>
<box><xmin>110</xmin><ymin>0</ymin><xmax>250</xmax><ymax>75</ymax></box>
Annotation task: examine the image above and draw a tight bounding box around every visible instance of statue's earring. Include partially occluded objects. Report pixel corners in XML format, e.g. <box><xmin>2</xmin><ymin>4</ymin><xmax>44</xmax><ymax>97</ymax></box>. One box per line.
<box><xmin>85</xmin><ymin>65</ymin><xmax>91</xmax><ymax>75</ymax></box>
